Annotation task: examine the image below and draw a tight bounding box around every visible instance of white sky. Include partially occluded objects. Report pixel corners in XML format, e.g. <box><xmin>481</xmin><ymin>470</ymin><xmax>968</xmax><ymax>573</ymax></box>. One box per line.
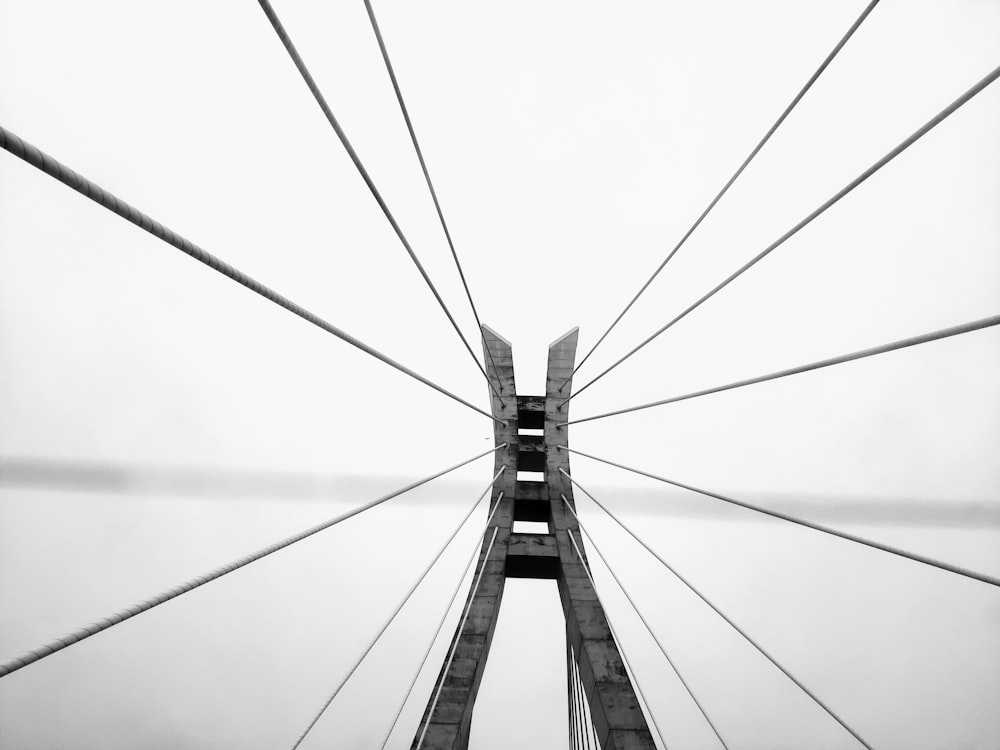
<box><xmin>1</xmin><ymin>1</ymin><xmax>998</xmax><ymax>748</ymax></box>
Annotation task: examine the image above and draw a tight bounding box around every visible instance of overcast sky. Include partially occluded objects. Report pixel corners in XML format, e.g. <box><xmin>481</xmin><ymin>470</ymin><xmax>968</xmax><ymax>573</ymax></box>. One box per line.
<box><xmin>1</xmin><ymin>1</ymin><xmax>998</xmax><ymax>748</ymax></box>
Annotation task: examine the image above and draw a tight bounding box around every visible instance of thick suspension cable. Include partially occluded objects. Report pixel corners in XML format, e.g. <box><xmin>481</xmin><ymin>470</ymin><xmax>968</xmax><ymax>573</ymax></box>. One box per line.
<box><xmin>378</xmin><ymin>492</ymin><xmax>505</xmax><ymax>750</ymax></box>
<box><xmin>560</xmin><ymin>313</ymin><xmax>1000</xmax><ymax>426</ymax></box>
<box><xmin>0</xmin><ymin>445</ymin><xmax>504</xmax><ymax>680</ymax></box>
<box><xmin>415</xmin><ymin>527</ymin><xmax>500</xmax><ymax>750</ymax></box>
<box><xmin>563</xmin><ymin>448</ymin><xmax>1000</xmax><ymax>588</ymax></box>
<box><xmin>566</xmin><ymin>529</ymin><xmax>669</xmax><ymax>750</ymax></box>
<box><xmin>561</xmin><ymin>469</ymin><xmax>874</xmax><ymax>750</ymax></box>
<box><xmin>562</xmin><ymin>62</ymin><xmax>1000</xmax><ymax>406</ymax></box>
<box><xmin>362</xmin><ymin>0</ymin><xmax>502</xmax><ymax>391</ymax></box>
<box><xmin>562</xmin><ymin>496</ymin><xmax>731</xmax><ymax>749</ymax></box>
<box><xmin>256</xmin><ymin>0</ymin><xmax>501</xmax><ymax>401</ymax></box>
<box><xmin>289</xmin><ymin>467</ymin><xmax>505</xmax><ymax>749</ymax></box>
<box><xmin>560</xmin><ymin>0</ymin><xmax>881</xmax><ymax>390</ymax></box>
<box><xmin>0</xmin><ymin>125</ymin><xmax>499</xmax><ymax>424</ymax></box>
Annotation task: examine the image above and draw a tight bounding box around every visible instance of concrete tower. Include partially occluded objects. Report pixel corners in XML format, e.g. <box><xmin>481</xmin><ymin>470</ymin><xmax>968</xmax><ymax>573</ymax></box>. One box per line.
<box><xmin>411</xmin><ymin>327</ymin><xmax>655</xmax><ymax>749</ymax></box>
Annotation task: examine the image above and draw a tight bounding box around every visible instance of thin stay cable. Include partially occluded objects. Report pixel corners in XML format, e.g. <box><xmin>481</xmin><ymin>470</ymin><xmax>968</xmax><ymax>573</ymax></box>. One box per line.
<box><xmin>561</xmin><ymin>469</ymin><xmax>874</xmax><ymax>749</ymax></box>
<box><xmin>289</xmin><ymin>467</ymin><xmax>505</xmax><ymax>749</ymax></box>
<box><xmin>415</xmin><ymin>527</ymin><xmax>500</xmax><ymax>750</ymax></box>
<box><xmin>0</xmin><ymin>445</ymin><xmax>504</xmax><ymax>680</ymax></box>
<box><xmin>567</xmin><ymin>643</ymin><xmax>579</xmax><ymax>750</ymax></box>
<box><xmin>566</xmin><ymin>529</ymin><xmax>669</xmax><ymax>750</ymax></box>
<box><xmin>561</xmin><ymin>62</ymin><xmax>1000</xmax><ymax>406</ymax></box>
<box><xmin>581</xmin><ymin>657</ymin><xmax>592</xmax><ymax>750</ymax></box>
<box><xmin>570</xmin><ymin>643</ymin><xmax>593</xmax><ymax>750</ymax></box>
<box><xmin>362</xmin><ymin>0</ymin><xmax>502</xmax><ymax>391</ymax></box>
<box><xmin>563</xmin><ymin>448</ymin><xmax>1000</xmax><ymax>588</ymax></box>
<box><xmin>256</xmin><ymin>0</ymin><xmax>501</xmax><ymax>400</ymax></box>
<box><xmin>560</xmin><ymin>313</ymin><xmax>1000</xmax><ymax>426</ymax></box>
<box><xmin>0</xmin><ymin>125</ymin><xmax>499</xmax><ymax>423</ymax></box>
<box><xmin>560</xmin><ymin>0</ymin><xmax>881</xmax><ymax>390</ymax></box>
<box><xmin>562</xmin><ymin>495</ymin><xmax>731</xmax><ymax>749</ymax></box>
<box><xmin>377</xmin><ymin>492</ymin><xmax>505</xmax><ymax>750</ymax></box>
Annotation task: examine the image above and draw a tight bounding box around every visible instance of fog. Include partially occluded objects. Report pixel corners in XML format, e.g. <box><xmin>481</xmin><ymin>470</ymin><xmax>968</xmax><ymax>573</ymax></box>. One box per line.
<box><xmin>2</xmin><ymin>0</ymin><xmax>999</xmax><ymax>748</ymax></box>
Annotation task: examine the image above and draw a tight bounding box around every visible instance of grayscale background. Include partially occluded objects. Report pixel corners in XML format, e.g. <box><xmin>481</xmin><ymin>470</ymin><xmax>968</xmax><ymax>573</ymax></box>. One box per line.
<box><xmin>1</xmin><ymin>1</ymin><xmax>998</xmax><ymax>748</ymax></box>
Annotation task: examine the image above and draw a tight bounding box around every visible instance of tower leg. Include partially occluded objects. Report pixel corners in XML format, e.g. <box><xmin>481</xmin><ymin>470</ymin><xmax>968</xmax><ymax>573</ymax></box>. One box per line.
<box><xmin>548</xmin><ymin>329</ymin><xmax>656</xmax><ymax>750</ymax></box>
<box><xmin>412</xmin><ymin>327</ymin><xmax>654</xmax><ymax>749</ymax></box>
<box><xmin>411</xmin><ymin>327</ymin><xmax>516</xmax><ymax>749</ymax></box>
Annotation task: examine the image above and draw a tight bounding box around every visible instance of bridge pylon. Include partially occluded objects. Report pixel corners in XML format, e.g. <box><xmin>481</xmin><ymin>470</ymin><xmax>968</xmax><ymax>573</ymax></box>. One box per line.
<box><xmin>411</xmin><ymin>327</ymin><xmax>655</xmax><ymax>749</ymax></box>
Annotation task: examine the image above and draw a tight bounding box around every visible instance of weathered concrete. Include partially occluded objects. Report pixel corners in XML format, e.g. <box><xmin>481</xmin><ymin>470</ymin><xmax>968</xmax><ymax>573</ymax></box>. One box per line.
<box><xmin>410</xmin><ymin>326</ymin><xmax>517</xmax><ymax>749</ymax></box>
<box><xmin>546</xmin><ymin>328</ymin><xmax>656</xmax><ymax>750</ymax></box>
<box><xmin>506</xmin><ymin>532</ymin><xmax>560</xmax><ymax>579</ymax></box>
<box><xmin>411</xmin><ymin>327</ymin><xmax>653</xmax><ymax>749</ymax></box>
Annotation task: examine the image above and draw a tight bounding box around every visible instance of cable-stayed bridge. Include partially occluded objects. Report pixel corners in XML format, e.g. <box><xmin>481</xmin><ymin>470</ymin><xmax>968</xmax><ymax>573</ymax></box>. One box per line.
<box><xmin>1</xmin><ymin>1</ymin><xmax>998</xmax><ymax>747</ymax></box>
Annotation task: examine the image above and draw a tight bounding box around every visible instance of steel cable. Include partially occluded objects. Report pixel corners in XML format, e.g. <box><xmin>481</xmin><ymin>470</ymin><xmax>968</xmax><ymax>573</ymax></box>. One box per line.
<box><xmin>0</xmin><ymin>124</ymin><xmax>499</xmax><ymax>423</ymax></box>
<box><xmin>561</xmin><ymin>469</ymin><xmax>874</xmax><ymax>749</ymax></box>
<box><xmin>377</xmin><ymin>492</ymin><xmax>505</xmax><ymax>750</ymax></box>
<box><xmin>568</xmin><ymin>643</ymin><xmax>579</xmax><ymax>750</ymax></box>
<box><xmin>0</xmin><ymin>445</ymin><xmax>505</xmax><ymax>680</ymax></box>
<box><xmin>415</xmin><ymin>526</ymin><xmax>500</xmax><ymax>750</ymax></box>
<box><xmin>560</xmin><ymin>313</ymin><xmax>1000</xmax><ymax>425</ymax></box>
<box><xmin>562</xmin><ymin>495</ymin><xmax>731</xmax><ymax>749</ymax></box>
<box><xmin>561</xmin><ymin>0</ymin><xmax>881</xmax><ymax>390</ymax></box>
<box><xmin>570</xmin><ymin>643</ymin><xmax>591</xmax><ymax>750</ymax></box>
<box><xmin>567</xmin><ymin>529</ymin><xmax>670</xmax><ymax>750</ymax></box>
<box><xmin>256</xmin><ymin>0</ymin><xmax>501</xmax><ymax>400</ymax></box>
<box><xmin>289</xmin><ymin>468</ymin><xmax>505</xmax><ymax>749</ymax></box>
<box><xmin>561</xmin><ymin>62</ymin><xmax>1000</xmax><ymax>406</ymax></box>
<box><xmin>573</xmin><ymin>644</ymin><xmax>596</xmax><ymax>750</ymax></box>
<box><xmin>362</xmin><ymin>0</ymin><xmax>503</xmax><ymax>391</ymax></box>
<box><xmin>561</xmin><ymin>447</ymin><xmax>1000</xmax><ymax>588</ymax></box>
